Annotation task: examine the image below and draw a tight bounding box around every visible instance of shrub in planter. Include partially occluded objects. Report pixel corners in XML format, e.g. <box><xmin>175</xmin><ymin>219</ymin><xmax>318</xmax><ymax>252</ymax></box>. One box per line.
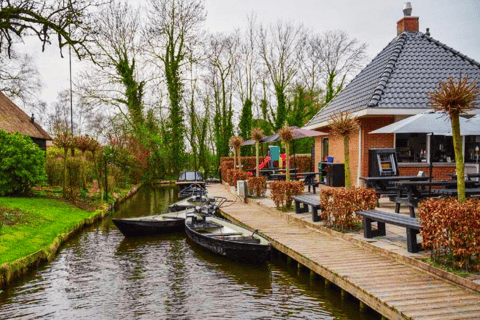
<box><xmin>247</xmin><ymin>176</ymin><xmax>267</xmax><ymax>197</ymax></box>
<box><xmin>225</xmin><ymin>168</ymin><xmax>235</xmax><ymax>185</ymax></box>
<box><xmin>231</xmin><ymin>169</ymin><xmax>247</xmax><ymax>187</ymax></box>
<box><xmin>220</xmin><ymin>159</ymin><xmax>234</xmax><ymax>182</ymax></box>
<box><xmin>289</xmin><ymin>155</ymin><xmax>312</xmax><ymax>172</ymax></box>
<box><xmin>271</xmin><ymin>181</ymin><xmax>304</xmax><ymax>209</ymax></box>
<box><xmin>321</xmin><ymin>187</ymin><xmax>377</xmax><ymax>231</ymax></box>
<box><xmin>419</xmin><ymin>197</ymin><xmax>480</xmax><ymax>271</ymax></box>
<box><xmin>0</xmin><ymin>130</ymin><xmax>46</xmax><ymax>195</ymax></box>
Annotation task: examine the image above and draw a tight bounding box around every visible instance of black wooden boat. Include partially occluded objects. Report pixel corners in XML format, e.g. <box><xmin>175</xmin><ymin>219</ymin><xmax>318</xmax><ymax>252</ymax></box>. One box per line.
<box><xmin>113</xmin><ymin>197</ymin><xmax>218</xmax><ymax>237</ymax></box>
<box><xmin>112</xmin><ymin>210</ymin><xmax>192</xmax><ymax>237</ymax></box>
<box><xmin>176</xmin><ymin>171</ymin><xmax>206</xmax><ymax>199</ymax></box>
<box><xmin>168</xmin><ymin>194</ymin><xmax>208</xmax><ymax>212</ymax></box>
<box><xmin>185</xmin><ymin>213</ymin><xmax>271</xmax><ymax>264</ymax></box>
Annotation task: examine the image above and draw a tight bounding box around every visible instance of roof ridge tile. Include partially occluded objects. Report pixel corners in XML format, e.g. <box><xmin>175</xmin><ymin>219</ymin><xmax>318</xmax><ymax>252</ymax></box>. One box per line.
<box><xmin>367</xmin><ymin>33</ymin><xmax>408</xmax><ymax>107</ymax></box>
<box><xmin>421</xmin><ymin>32</ymin><xmax>480</xmax><ymax>69</ymax></box>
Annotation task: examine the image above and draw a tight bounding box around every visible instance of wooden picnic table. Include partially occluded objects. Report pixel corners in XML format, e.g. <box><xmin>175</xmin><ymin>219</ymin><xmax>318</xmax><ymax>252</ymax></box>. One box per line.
<box><xmin>392</xmin><ymin>180</ymin><xmax>480</xmax><ymax>217</ymax></box>
<box><xmin>248</xmin><ymin>168</ymin><xmax>298</xmax><ymax>180</ymax></box>
<box><xmin>359</xmin><ymin>175</ymin><xmax>431</xmax><ymax>198</ymax></box>
<box><xmin>271</xmin><ymin>172</ymin><xmax>321</xmax><ymax>193</ymax></box>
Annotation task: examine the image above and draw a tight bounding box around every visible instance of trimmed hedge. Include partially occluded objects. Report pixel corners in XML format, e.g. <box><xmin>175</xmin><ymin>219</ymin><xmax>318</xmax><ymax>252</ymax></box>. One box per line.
<box><xmin>321</xmin><ymin>187</ymin><xmax>378</xmax><ymax>231</ymax></box>
<box><xmin>419</xmin><ymin>197</ymin><xmax>480</xmax><ymax>271</ymax></box>
<box><xmin>247</xmin><ymin>176</ymin><xmax>267</xmax><ymax>197</ymax></box>
<box><xmin>271</xmin><ymin>181</ymin><xmax>304</xmax><ymax>209</ymax></box>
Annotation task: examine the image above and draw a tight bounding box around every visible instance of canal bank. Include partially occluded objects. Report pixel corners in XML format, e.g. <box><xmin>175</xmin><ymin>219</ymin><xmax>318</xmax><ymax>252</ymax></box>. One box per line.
<box><xmin>0</xmin><ymin>185</ymin><xmax>141</xmax><ymax>288</ymax></box>
<box><xmin>209</xmin><ymin>183</ymin><xmax>480</xmax><ymax>320</ymax></box>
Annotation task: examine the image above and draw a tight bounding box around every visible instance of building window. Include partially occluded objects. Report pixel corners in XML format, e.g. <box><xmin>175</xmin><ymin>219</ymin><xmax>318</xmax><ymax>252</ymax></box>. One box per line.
<box><xmin>465</xmin><ymin>135</ymin><xmax>480</xmax><ymax>163</ymax></box>
<box><xmin>322</xmin><ymin>138</ymin><xmax>329</xmax><ymax>161</ymax></box>
<box><xmin>395</xmin><ymin>133</ymin><xmax>427</xmax><ymax>163</ymax></box>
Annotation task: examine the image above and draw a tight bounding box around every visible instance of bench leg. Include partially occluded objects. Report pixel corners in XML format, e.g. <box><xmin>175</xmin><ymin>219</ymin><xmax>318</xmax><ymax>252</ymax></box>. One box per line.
<box><xmin>312</xmin><ymin>207</ymin><xmax>319</xmax><ymax>222</ymax></box>
<box><xmin>295</xmin><ymin>201</ymin><xmax>302</xmax><ymax>214</ymax></box>
<box><xmin>395</xmin><ymin>202</ymin><xmax>400</xmax><ymax>213</ymax></box>
<box><xmin>312</xmin><ymin>185</ymin><xmax>316</xmax><ymax>194</ymax></box>
<box><xmin>363</xmin><ymin>217</ymin><xmax>385</xmax><ymax>238</ymax></box>
<box><xmin>407</xmin><ymin>228</ymin><xmax>422</xmax><ymax>253</ymax></box>
<box><xmin>409</xmin><ymin>206</ymin><xmax>416</xmax><ymax>218</ymax></box>
<box><xmin>364</xmin><ymin>217</ymin><xmax>373</xmax><ymax>238</ymax></box>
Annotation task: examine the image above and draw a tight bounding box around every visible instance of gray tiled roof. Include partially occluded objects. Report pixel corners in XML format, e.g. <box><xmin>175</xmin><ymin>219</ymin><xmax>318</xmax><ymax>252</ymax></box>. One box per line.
<box><xmin>306</xmin><ymin>31</ymin><xmax>480</xmax><ymax>127</ymax></box>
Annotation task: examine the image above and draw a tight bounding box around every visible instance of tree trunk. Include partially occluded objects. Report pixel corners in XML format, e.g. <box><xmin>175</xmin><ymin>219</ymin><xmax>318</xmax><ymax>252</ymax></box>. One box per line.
<box><xmin>236</xmin><ymin>147</ymin><xmax>241</xmax><ymax>170</ymax></box>
<box><xmin>451</xmin><ymin>115</ymin><xmax>466</xmax><ymax>202</ymax></box>
<box><xmin>233</xmin><ymin>149</ymin><xmax>237</xmax><ymax>170</ymax></box>
<box><xmin>82</xmin><ymin>150</ymin><xmax>87</xmax><ymax>189</ymax></box>
<box><xmin>63</xmin><ymin>148</ymin><xmax>68</xmax><ymax>197</ymax></box>
<box><xmin>344</xmin><ymin>135</ymin><xmax>351</xmax><ymax>188</ymax></box>
<box><xmin>286</xmin><ymin>143</ymin><xmax>290</xmax><ymax>182</ymax></box>
<box><xmin>256</xmin><ymin>142</ymin><xmax>260</xmax><ymax>177</ymax></box>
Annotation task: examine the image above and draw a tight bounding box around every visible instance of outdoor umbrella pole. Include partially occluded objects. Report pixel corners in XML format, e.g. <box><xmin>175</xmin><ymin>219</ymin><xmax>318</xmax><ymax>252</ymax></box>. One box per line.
<box><xmin>429</xmin><ymin>133</ymin><xmax>434</xmax><ymax>194</ymax></box>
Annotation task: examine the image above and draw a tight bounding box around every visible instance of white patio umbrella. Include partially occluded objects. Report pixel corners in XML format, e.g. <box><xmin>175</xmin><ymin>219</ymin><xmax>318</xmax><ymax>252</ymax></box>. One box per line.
<box><xmin>369</xmin><ymin>111</ymin><xmax>471</xmax><ymax>181</ymax></box>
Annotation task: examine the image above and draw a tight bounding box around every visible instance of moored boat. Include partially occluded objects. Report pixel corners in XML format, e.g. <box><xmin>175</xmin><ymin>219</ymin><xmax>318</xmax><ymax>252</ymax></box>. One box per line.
<box><xmin>112</xmin><ymin>210</ymin><xmax>191</xmax><ymax>237</ymax></box>
<box><xmin>169</xmin><ymin>194</ymin><xmax>208</xmax><ymax>212</ymax></box>
<box><xmin>176</xmin><ymin>171</ymin><xmax>206</xmax><ymax>199</ymax></box>
<box><xmin>113</xmin><ymin>197</ymin><xmax>218</xmax><ymax>237</ymax></box>
<box><xmin>185</xmin><ymin>213</ymin><xmax>271</xmax><ymax>264</ymax></box>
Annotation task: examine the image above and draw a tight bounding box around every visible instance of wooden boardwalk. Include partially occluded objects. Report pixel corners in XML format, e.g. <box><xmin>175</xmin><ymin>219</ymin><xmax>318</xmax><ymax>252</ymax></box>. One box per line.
<box><xmin>208</xmin><ymin>184</ymin><xmax>480</xmax><ymax>320</ymax></box>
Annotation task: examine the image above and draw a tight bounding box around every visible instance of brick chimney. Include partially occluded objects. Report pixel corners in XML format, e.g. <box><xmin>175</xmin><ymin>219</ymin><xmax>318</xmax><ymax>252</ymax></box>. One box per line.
<box><xmin>397</xmin><ymin>2</ymin><xmax>419</xmax><ymax>35</ymax></box>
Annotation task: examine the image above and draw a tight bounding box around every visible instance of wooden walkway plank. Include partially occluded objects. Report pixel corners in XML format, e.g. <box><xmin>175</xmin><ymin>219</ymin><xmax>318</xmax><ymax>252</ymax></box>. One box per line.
<box><xmin>208</xmin><ymin>184</ymin><xmax>480</xmax><ymax>320</ymax></box>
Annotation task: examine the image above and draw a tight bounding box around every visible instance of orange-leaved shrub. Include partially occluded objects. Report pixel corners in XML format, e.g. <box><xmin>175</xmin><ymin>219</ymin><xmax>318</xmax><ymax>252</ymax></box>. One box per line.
<box><xmin>418</xmin><ymin>197</ymin><xmax>480</xmax><ymax>271</ymax></box>
<box><xmin>271</xmin><ymin>181</ymin><xmax>304</xmax><ymax>209</ymax></box>
<box><xmin>289</xmin><ymin>155</ymin><xmax>312</xmax><ymax>172</ymax></box>
<box><xmin>220</xmin><ymin>159</ymin><xmax>234</xmax><ymax>183</ymax></box>
<box><xmin>321</xmin><ymin>187</ymin><xmax>378</xmax><ymax>230</ymax></box>
<box><xmin>231</xmin><ymin>169</ymin><xmax>248</xmax><ymax>187</ymax></box>
<box><xmin>247</xmin><ymin>176</ymin><xmax>267</xmax><ymax>197</ymax></box>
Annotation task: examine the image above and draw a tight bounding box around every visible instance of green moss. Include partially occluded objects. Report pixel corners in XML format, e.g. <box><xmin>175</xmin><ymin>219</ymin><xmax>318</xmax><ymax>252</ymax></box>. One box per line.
<box><xmin>0</xmin><ymin>197</ymin><xmax>99</xmax><ymax>265</ymax></box>
<box><xmin>421</xmin><ymin>257</ymin><xmax>480</xmax><ymax>278</ymax></box>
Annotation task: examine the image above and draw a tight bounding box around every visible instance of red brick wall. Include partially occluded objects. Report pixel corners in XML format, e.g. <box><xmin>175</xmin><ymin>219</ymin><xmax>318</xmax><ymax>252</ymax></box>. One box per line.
<box><xmin>361</xmin><ymin>116</ymin><xmax>395</xmax><ymax>179</ymax></box>
<box><xmin>398</xmin><ymin>165</ymin><xmax>456</xmax><ymax>181</ymax></box>
<box><xmin>313</xmin><ymin>115</ymin><xmax>461</xmax><ymax>185</ymax></box>
<box><xmin>314</xmin><ymin>116</ymin><xmax>395</xmax><ymax>186</ymax></box>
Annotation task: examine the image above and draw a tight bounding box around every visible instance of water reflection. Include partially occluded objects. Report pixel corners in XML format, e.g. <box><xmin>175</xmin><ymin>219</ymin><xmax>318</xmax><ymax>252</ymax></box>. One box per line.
<box><xmin>0</xmin><ymin>186</ymin><xmax>378</xmax><ymax>320</ymax></box>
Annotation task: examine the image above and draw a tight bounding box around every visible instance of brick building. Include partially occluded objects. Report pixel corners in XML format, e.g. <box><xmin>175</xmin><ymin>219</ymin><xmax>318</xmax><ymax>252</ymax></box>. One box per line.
<box><xmin>304</xmin><ymin>5</ymin><xmax>480</xmax><ymax>186</ymax></box>
<box><xmin>0</xmin><ymin>91</ymin><xmax>51</xmax><ymax>150</ymax></box>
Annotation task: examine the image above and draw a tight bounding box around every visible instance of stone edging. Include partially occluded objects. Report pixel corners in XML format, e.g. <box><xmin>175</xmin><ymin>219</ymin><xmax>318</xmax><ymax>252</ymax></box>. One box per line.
<box><xmin>0</xmin><ymin>185</ymin><xmax>141</xmax><ymax>288</ymax></box>
<box><xmin>220</xmin><ymin>184</ymin><xmax>480</xmax><ymax>295</ymax></box>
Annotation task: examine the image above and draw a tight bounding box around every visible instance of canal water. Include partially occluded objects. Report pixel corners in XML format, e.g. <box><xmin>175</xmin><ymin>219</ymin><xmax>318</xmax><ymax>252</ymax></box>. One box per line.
<box><xmin>0</xmin><ymin>185</ymin><xmax>379</xmax><ymax>319</ymax></box>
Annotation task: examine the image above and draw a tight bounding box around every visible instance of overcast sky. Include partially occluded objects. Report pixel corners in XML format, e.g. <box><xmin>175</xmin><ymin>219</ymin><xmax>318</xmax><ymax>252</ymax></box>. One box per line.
<box><xmin>19</xmin><ymin>0</ymin><xmax>480</xmax><ymax>108</ymax></box>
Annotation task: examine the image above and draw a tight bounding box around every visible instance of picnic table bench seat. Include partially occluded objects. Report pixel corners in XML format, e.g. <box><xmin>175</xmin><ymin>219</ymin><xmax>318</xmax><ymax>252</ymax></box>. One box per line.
<box><xmin>355</xmin><ymin>210</ymin><xmax>423</xmax><ymax>253</ymax></box>
<box><xmin>291</xmin><ymin>195</ymin><xmax>321</xmax><ymax>222</ymax></box>
<box><xmin>435</xmin><ymin>187</ymin><xmax>480</xmax><ymax>198</ymax></box>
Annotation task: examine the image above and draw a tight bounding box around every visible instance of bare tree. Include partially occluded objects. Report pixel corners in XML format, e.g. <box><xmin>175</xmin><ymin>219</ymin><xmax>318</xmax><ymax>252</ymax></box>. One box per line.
<box><xmin>77</xmin><ymin>1</ymin><xmax>146</xmax><ymax>135</ymax></box>
<box><xmin>258</xmin><ymin>20</ymin><xmax>305</xmax><ymax>131</ymax></box>
<box><xmin>204</xmin><ymin>32</ymin><xmax>239</xmax><ymax>164</ymax></box>
<box><xmin>0</xmin><ymin>51</ymin><xmax>45</xmax><ymax>115</ymax></box>
<box><xmin>0</xmin><ymin>0</ymin><xmax>107</xmax><ymax>58</ymax></box>
<box><xmin>145</xmin><ymin>0</ymin><xmax>206</xmax><ymax>174</ymax></box>
<box><xmin>309</xmin><ymin>30</ymin><xmax>368</xmax><ymax>92</ymax></box>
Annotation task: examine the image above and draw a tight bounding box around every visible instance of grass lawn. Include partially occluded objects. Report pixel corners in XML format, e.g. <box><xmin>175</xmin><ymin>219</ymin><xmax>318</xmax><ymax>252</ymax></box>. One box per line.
<box><xmin>0</xmin><ymin>197</ymin><xmax>103</xmax><ymax>265</ymax></box>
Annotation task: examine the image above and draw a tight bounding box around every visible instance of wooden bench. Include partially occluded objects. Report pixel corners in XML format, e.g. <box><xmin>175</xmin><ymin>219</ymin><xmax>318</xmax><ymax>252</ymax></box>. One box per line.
<box><xmin>292</xmin><ymin>195</ymin><xmax>321</xmax><ymax>222</ymax></box>
<box><xmin>355</xmin><ymin>210</ymin><xmax>423</xmax><ymax>253</ymax></box>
